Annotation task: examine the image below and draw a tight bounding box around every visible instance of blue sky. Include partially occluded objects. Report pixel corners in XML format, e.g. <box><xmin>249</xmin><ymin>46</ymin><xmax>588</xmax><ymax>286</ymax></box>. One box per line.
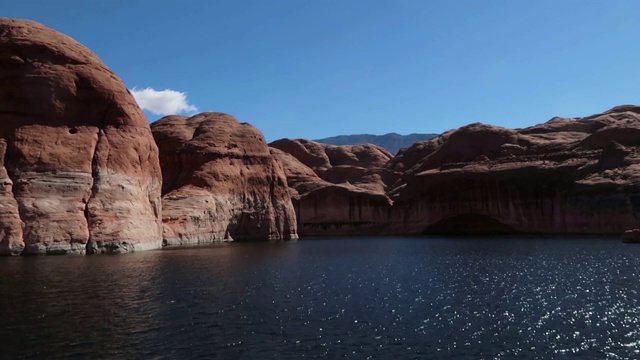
<box><xmin>4</xmin><ymin>0</ymin><xmax>639</xmax><ymax>141</ymax></box>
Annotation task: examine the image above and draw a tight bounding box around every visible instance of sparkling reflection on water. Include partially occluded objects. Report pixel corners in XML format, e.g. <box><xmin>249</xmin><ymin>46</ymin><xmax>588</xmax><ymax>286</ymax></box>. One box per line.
<box><xmin>1</xmin><ymin>236</ymin><xmax>639</xmax><ymax>359</ymax></box>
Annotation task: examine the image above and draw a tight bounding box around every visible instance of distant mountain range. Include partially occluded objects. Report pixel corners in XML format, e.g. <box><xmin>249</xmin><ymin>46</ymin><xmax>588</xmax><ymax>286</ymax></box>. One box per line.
<box><xmin>315</xmin><ymin>132</ymin><xmax>437</xmax><ymax>155</ymax></box>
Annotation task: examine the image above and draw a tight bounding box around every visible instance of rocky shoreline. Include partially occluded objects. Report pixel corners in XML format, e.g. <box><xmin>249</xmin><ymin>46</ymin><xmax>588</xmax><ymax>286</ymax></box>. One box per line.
<box><xmin>1</xmin><ymin>18</ymin><xmax>639</xmax><ymax>255</ymax></box>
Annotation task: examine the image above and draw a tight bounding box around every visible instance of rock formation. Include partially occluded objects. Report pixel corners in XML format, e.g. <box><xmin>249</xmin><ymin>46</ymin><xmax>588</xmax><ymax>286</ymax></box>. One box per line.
<box><xmin>0</xmin><ymin>18</ymin><xmax>162</xmax><ymax>255</ymax></box>
<box><xmin>2</xmin><ymin>16</ymin><xmax>638</xmax><ymax>251</ymax></box>
<box><xmin>387</xmin><ymin>105</ymin><xmax>640</xmax><ymax>235</ymax></box>
<box><xmin>270</xmin><ymin>139</ymin><xmax>395</xmax><ymax>236</ymax></box>
<box><xmin>622</xmin><ymin>229</ymin><xmax>640</xmax><ymax>243</ymax></box>
<box><xmin>151</xmin><ymin>112</ymin><xmax>297</xmax><ymax>245</ymax></box>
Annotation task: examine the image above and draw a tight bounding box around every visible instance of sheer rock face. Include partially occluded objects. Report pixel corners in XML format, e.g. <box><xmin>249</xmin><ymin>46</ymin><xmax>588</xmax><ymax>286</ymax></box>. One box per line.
<box><xmin>0</xmin><ymin>18</ymin><xmax>162</xmax><ymax>255</ymax></box>
<box><xmin>151</xmin><ymin>113</ymin><xmax>298</xmax><ymax>245</ymax></box>
<box><xmin>269</xmin><ymin>139</ymin><xmax>394</xmax><ymax>235</ymax></box>
<box><xmin>388</xmin><ymin>106</ymin><xmax>640</xmax><ymax>234</ymax></box>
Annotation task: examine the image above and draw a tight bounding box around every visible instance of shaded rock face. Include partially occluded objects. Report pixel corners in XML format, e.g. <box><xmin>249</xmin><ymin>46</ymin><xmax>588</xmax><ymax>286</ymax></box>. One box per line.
<box><xmin>151</xmin><ymin>113</ymin><xmax>297</xmax><ymax>245</ymax></box>
<box><xmin>388</xmin><ymin>105</ymin><xmax>640</xmax><ymax>234</ymax></box>
<box><xmin>269</xmin><ymin>139</ymin><xmax>394</xmax><ymax>235</ymax></box>
<box><xmin>0</xmin><ymin>18</ymin><xmax>162</xmax><ymax>255</ymax></box>
<box><xmin>293</xmin><ymin>185</ymin><xmax>392</xmax><ymax>236</ymax></box>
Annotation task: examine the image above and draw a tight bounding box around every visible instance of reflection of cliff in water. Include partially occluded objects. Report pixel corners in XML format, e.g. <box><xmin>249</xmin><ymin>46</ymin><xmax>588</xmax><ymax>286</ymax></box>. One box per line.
<box><xmin>0</xmin><ymin>254</ymin><xmax>163</xmax><ymax>358</ymax></box>
<box><xmin>424</xmin><ymin>214</ymin><xmax>515</xmax><ymax>234</ymax></box>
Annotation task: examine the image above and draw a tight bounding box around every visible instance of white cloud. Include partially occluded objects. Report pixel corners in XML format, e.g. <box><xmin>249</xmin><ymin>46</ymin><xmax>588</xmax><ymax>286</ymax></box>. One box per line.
<box><xmin>130</xmin><ymin>87</ymin><xmax>198</xmax><ymax>116</ymax></box>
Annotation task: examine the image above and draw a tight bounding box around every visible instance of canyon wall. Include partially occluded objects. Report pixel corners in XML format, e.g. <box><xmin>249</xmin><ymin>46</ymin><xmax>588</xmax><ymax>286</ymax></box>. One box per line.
<box><xmin>3</xmin><ymin>19</ymin><xmax>640</xmax><ymax>251</ymax></box>
<box><xmin>0</xmin><ymin>18</ymin><xmax>162</xmax><ymax>255</ymax></box>
<box><xmin>152</xmin><ymin>113</ymin><xmax>298</xmax><ymax>245</ymax></box>
<box><xmin>387</xmin><ymin>105</ymin><xmax>640</xmax><ymax>234</ymax></box>
<box><xmin>270</xmin><ymin>139</ymin><xmax>395</xmax><ymax>236</ymax></box>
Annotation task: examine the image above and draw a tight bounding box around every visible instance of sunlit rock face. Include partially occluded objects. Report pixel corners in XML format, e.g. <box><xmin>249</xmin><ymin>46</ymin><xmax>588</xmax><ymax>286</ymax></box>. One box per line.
<box><xmin>0</xmin><ymin>18</ymin><xmax>163</xmax><ymax>255</ymax></box>
<box><xmin>151</xmin><ymin>112</ymin><xmax>298</xmax><ymax>245</ymax></box>
<box><xmin>269</xmin><ymin>139</ymin><xmax>396</xmax><ymax>235</ymax></box>
<box><xmin>387</xmin><ymin>106</ymin><xmax>640</xmax><ymax>234</ymax></box>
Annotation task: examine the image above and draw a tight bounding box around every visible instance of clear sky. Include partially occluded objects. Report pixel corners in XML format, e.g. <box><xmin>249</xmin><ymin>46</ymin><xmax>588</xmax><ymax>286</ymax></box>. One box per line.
<box><xmin>4</xmin><ymin>0</ymin><xmax>639</xmax><ymax>141</ymax></box>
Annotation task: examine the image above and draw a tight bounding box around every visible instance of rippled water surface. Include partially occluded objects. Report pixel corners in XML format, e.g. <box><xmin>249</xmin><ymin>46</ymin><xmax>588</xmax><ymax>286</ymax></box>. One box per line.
<box><xmin>2</xmin><ymin>236</ymin><xmax>640</xmax><ymax>359</ymax></box>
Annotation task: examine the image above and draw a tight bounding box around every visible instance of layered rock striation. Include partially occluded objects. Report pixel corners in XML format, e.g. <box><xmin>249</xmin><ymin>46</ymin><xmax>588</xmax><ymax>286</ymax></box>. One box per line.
<box><xmin>270</xmin><ymin>139</ymin><xmax>395</xmax><ymax>236</ymax></box>
<box><xmin>0</xmin><ymin>18</ymin><xmax>162</xmax><ymax>255</ymax></box>
<box><xmin>152</xmin><ymin>113</ymin><xmax>297</xmax><ymax>245</ymax></box>
<box><xmin>387</xmin><ymin>105</ymin><xmax>640</xmax><ymax>234</ymax></box>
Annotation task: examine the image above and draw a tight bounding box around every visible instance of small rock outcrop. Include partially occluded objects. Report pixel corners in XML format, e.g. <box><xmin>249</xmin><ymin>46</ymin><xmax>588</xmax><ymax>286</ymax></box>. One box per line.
<box><xmin>270</xmin><ymin>139</ymin><xmax>395</xmax><ymax>235</ymax></box>
<box><xmin>388</xmin><ymin>106</ymin><xmax>640</xmax><ymax>235</ymax></box>
<box><xmin>622</xmin><ymin>229</ymin><xmax>640</xmax><ymax>243</ymax></box>
<box><xmin>151</xmin><ymin>112</ymin><xmax>297</xmax><ymax>245</ymax></box>
<box><xmin>0</xmin><ymin>18</ymin><xmax>162</xmax><ymax>255</ymax></box>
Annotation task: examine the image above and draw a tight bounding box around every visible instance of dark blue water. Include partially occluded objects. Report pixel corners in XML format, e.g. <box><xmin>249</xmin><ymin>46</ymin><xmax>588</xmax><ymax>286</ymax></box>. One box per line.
<box><xmin>1</xmin><ymin>236</ymin><xmax>639</xmax><ymax>359</ymax></box>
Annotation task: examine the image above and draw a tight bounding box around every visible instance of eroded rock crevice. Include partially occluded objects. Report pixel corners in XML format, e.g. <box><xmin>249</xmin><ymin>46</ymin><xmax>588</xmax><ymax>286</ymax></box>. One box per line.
<box><xmin>84</xmin><ymin>128</ymin><xmax>102</xmax><ymax>254</ymax></box>
<box><xmin>0</xmin><ymin>137</ymin><xmax>25</xmax><ymax>255</ymax></box>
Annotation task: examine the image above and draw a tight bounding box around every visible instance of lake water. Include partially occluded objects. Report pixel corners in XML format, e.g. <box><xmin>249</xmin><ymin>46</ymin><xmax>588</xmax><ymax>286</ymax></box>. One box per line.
<box><xmin>1</xmin><ymin>236</ymin><xmax>639</xmax><ymax>359</ymax></box>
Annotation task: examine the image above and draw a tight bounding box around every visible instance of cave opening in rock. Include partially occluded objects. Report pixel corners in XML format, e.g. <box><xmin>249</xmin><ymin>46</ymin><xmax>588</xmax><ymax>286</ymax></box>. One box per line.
<box><xmin>424</xmin><ymin>213</ymin><xmax>514</xmax><ymax>234</ymax></box>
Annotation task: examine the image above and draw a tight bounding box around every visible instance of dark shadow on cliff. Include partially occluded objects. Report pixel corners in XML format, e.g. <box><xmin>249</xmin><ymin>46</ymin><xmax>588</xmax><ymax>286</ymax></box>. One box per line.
<box><xmin>424</xmin><ymin>214</ymin><xmax>515</xmax><ymax>235</ymax></box>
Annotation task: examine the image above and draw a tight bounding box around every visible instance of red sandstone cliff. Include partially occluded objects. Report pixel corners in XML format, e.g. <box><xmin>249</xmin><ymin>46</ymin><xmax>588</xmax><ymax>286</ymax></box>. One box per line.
<box><xmin>0</xmin><ymin>18</ymin><xmax>162</xmax><ymax>255</ymax></box>
<box><xmin>3</xmin><ymin>17</ymin><xmax>637</xmax><ymax>247</ymax></box>
<box><xmin>151</xmin><ymin>113</ymin><xmax>297</xmax><ymax>245</ymax></box>
<box><xmin>270</xmin><ymin>139</ymin><xmax>395</xmax><ymax>235</ymax></box>
<box><xmin>387</xmin><ymin>105</ymin><xmax>640</xmax><ymax>234</ymax></box>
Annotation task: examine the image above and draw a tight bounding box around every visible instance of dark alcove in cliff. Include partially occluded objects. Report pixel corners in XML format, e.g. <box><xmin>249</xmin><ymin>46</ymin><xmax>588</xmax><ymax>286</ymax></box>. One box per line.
<box><xmin>424</xmin><ymin>214</ymin><xmax>515</xmax><ymax>234</ymax></box>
